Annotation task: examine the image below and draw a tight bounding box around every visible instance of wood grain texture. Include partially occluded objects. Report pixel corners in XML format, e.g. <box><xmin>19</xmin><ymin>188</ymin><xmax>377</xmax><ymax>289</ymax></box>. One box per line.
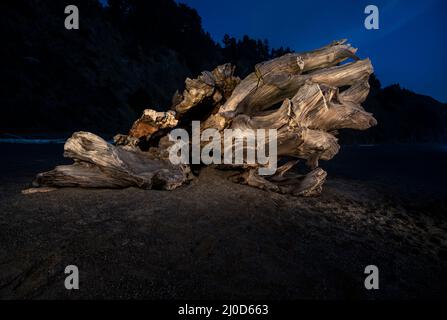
<box><xmin>30</xmin><ymin>40</ymin><xmax>377</xmax><ymax>196</ymax></box>
<box><xmin>33</xmin><ymin>132</ymin><xmax>191</xmax><ymax>190</ymax></box>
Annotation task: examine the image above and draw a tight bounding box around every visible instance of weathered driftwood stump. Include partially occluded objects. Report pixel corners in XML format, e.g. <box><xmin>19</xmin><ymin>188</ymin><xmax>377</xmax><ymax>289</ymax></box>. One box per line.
<box><xmin>28</xmin><ymin>40</ymin><xmax>377</xmax><ymax>196</ymax></box>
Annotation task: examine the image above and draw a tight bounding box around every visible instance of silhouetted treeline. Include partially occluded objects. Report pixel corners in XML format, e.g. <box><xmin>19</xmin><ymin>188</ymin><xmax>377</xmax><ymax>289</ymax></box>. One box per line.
<box><xmin>222</xmin><ymin>34</ymin><xmax>292</xmax><ymax>77</ymax></box>
<box><xmin>339</xmin><ymin>74</ymin><xmax>447</xmax><ymax>144</ymax></box>
<box><xmin>0</xmin><ymin>0</ymin><xmax>292</xmax><ymax>133</ymax></box>
<box><xmin>105</xmin><ymin>0</ymin><xmax>292</xmax><ymax>75</ymax></box>
<box><xmin>106</xmin><ymin>0</ymin><xmax>220</xmax><ymax>73</ymax></box>
<box><xmin>0</xmin><ymin>0</ymin><xmax>445</xmax><ymax>142</ymax></box>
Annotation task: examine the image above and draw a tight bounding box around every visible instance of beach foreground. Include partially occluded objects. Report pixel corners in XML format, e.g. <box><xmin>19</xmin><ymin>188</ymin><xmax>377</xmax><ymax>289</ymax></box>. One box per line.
<box><xmin>0</xmin><ymin>143</ymin><xmax>446</xmax><ymax>299</ymax></box>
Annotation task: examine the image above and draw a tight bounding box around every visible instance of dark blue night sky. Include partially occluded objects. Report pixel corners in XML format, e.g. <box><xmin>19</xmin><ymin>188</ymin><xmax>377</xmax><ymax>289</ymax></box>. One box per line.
<box><xmin>181</xmin><ymin>0</ymin><xmax>447</xmax><ymax>102</ymax></box>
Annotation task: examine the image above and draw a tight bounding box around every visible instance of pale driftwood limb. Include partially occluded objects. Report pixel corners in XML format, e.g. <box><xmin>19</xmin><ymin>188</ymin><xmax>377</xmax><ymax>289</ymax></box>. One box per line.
<box><xmin>230</xmin><ymin>81</ymin><xmax>376</xmax><ymax>134</ymax></box>
<box><xmin>34</xmin><ymin>163</ymin><xmax>133</xmax><ymax>188</ymax></box>
<box><xmin>339</xmin><ymin>77</ymin><xmax>371</xmax><ymax>105</ymax></box>
<box><xmin>273</xmin><ymin>160</ymin><xmax>300</xmax><ymax>178</ymax></box>
<box><xmin>22</xmin><ymin>187</ymin><xmax>58</xmax><ymax>194</ymax></box>
<box><xmin>173</xmin><ymin>63</ymin><xmax>240</xmax><ymax>116</ymax></box>
<box><xmin>33</xmin><ymin>132</ymin><xmax>191</xmax><ymax>190</ymax></box>
<box><xmin>275</xmin><ymin>168</ymin><xmax>327</xmax><ymax>197</ymax></box>
<box><xmin>128</xmin><ymin>109</ymin><xmax>178</xmax><ymax>140</ymax></box>
<box><xmin>29</xmin><ymin>39</ymin><xmax>377</xmax><ymax>197</ymax></box>
<box><xmin>218</xmin><ymin>40</ymin><xmax>358</xmax><ymax>116</ymax></box>
<box><xmin>229</xmin><ymin>81</ymin><xmax>375</xmax><ymax>170</ymax></box>
<box><xmin>232</xmin><ymin>169</ymin><xmax>280</xmax><ymax>193</ymax></box>
<box><xmin>233</xmin><ymin>167</ymin><xmax>327</xmax><ymax>197</ymax></box>
<box><xmin>289</xmin><ymin>82</ymin><xmax>377</xmax><ymax>131</ymax></box>
<box><xmin>229</xmin><ymin>59</ymin><xmax>373</xmax><ymax>118</ymax></box>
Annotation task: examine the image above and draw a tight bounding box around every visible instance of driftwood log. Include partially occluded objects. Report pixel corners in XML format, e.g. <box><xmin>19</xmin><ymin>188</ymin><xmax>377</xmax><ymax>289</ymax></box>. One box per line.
<box><xmin>27</xmin><ymin>40</ymin><xmax>377</xmax><ymax>196</ymax></box>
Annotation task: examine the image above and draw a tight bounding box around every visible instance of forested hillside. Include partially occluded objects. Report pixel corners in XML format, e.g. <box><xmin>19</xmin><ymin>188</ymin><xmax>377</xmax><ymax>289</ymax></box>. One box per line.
<box><xmin>1</xmin><ymin>0</ymin><xmax>446</xmax><ymax>142</ymax></box>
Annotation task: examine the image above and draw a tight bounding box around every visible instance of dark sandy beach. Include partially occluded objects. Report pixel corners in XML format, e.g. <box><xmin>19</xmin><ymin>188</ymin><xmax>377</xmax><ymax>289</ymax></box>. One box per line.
<box><xmin>0</xmin><ymin>142</ymin><xmax>446</xmax><ymax>299</ymax></box>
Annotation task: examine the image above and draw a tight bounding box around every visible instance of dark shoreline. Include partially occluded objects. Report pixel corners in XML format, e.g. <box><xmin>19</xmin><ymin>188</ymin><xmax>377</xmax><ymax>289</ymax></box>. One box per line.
<box><xmin>0</xmin><ymin>143</ymin><xmax>446</xmax><ymax>299</ymax></box>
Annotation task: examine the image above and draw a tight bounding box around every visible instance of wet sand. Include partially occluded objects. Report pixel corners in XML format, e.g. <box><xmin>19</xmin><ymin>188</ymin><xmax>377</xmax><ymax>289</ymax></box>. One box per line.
<box><xmin>0</xmin><ymin>143</ymin><xmax>446</xmax><ymax>299</ymax></box>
